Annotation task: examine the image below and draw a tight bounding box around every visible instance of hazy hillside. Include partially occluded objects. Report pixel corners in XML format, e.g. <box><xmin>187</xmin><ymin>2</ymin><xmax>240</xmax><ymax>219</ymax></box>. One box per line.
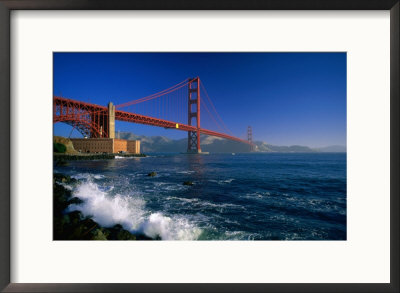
<box><xmin>254</xmin><ymin>141</ymin><xmax>314</xmax><ymax>153</ymax></box>
<box><xmin>117</xmin><ymin>131</ymin><xmax>346</xmax><ymax>153</ymax></box>
<box><xmin>118</xmin><ymin>132</ymin><xmax>249</xmax><ymax>153</ymax></box>
<box><xmin>314</xmin><ymin>145</ymin><xmax>347</xmax><ymax>153</ymax></box>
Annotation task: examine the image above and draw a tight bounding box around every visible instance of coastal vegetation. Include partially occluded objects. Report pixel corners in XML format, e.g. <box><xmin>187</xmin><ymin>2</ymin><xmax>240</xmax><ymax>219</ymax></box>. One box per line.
<box><xmin>53</xmin><ymin>142</ymin><xmax>66</xmax><ymax>153</ymax></box>
<box><xmin>54</xmin><ymin>136</ymin><xmax>78</xmax><ymax>154</ymax></box>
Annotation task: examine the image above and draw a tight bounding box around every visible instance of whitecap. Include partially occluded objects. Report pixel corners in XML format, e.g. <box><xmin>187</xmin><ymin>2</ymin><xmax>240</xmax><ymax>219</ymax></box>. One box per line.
<box><xmin>71</xmin><ymin>173</ymin><xmax>104</xmax><ymax>180</ymax></box>
<box><xmin>224</xmin><ymin>230</ymin><xmax>253</xmax><ymax>240</ymax></box>
<box><xmin>164</xmin><ymin>185</ymin><xmax>187</xmax><ymax>191</ymax></box>
<box><xmin>71</xmin><ymin>173</ymin><xmax>91</xmax><ymax>180</ymax></box>
<box><xmin>208</xmin><ymin>179</ymin><xmax>235</xmax><ymax>185</ymax></box>
<box><xmin>177</xmin><ymin>170</ymin><xmax>195</xmax><ymax>174</ymax></box>
<box><xmin>166</xmin><ymin>196</ymin><xmax>199</xmax><ymax>203</ymax></box>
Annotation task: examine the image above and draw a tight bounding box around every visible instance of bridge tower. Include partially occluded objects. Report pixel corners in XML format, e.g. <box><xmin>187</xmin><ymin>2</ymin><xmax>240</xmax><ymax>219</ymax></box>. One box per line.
<box><xmin>187</xmin><ymin>77</ymin><xmax>201</xmax><ymax>153</ymax></box>
<box><xmin>248</xmin><ymin>126</ymin><xmax>254</xmax><ymax>151</ymax></box>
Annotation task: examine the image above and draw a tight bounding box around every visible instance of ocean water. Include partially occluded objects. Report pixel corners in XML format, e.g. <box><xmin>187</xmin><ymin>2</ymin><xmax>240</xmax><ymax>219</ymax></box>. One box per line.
<box><xmin>55</xmin><ymin>153</ymin><xmax>346</xmax><ymax>240</ymax></box>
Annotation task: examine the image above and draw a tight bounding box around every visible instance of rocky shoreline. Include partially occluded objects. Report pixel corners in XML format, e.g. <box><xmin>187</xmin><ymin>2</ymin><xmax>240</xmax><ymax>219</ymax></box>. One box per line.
<box><xmin>53</xmin><ymin>173</ymin><xmax>154</xmax><ymax>240</ymax></box>
<box><xmin>54</xmin><ymin>153</ymin><xmax>146</xmax><ymax>161</ymax></box>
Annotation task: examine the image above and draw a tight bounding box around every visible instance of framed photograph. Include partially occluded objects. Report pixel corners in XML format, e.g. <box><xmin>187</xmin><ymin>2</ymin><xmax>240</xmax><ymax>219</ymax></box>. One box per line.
<box><xmin>1</xmin><ymin>1</ymin><xmax>399</xmax><ymax>292</ymax></box>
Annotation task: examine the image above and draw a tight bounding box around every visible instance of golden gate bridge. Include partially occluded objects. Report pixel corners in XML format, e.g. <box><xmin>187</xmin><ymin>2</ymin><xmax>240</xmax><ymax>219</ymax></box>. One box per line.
<box><xmin>53</xmin><ymin>77</ymin><xmax>255</xmax><ymax>153</ymax></box>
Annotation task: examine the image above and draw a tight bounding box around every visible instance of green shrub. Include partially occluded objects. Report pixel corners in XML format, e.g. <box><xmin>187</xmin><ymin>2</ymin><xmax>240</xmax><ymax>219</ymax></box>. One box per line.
<box><xmin>54</xmin><ymin>142</ymin><xmax>67</xmax><ymax>153</ymax></box>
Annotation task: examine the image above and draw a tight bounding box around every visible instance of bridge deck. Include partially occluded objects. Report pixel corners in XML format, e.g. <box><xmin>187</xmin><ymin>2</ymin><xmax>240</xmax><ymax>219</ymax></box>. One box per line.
<box><xmin>54</xmin><ymin>97</ymin><xmax>252</xmax><ymax>145</ymax></box>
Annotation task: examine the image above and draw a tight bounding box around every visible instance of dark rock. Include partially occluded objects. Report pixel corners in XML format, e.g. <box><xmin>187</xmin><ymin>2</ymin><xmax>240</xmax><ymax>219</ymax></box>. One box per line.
<box><xmin>67</xmin><ymin>211</ymin><xmax>85</xmax><ymax>225</ymax></box>
<box><xmin>113</xmin><ymin>224</ymin><xmax>123</xmax><ymax>230</ymax></box>
<box><xmin>91</xmin><ymin>229</ymin><xmax>108</xmax><ymax>240</ymax></box>
<box><xmin>53</xmin><ymin>173</ymin><xmax>77</xmax><ymax>184</ymax></box>
<box><xmin>53</xmin><ymin>183</ymin><xmax>72</xmax><ymax>216</ymax></box>
<box><xmin>62</xmin><ymin>214</ymin><xmax>99</xmax><ymax>240</ymax></box>
<box><xmin>106</xmin><ymin>224</ymin><xmax>137</xmax><ymax>240</ymax></box>
<box><xmin>55</xmin><ymin>160</ymin><xmax>68</xmax><ymax>167</ymax></box>
<box><xmin>183</xmin><ymin>181</ymin><xmax>194</xmax><ymax>186</ymax></box>
<box><xmin>53</xmin><ymin>173</ymin><xmax>153</xmax><ymax>241</ymax></box>
<box><xmin>147</xmin><ymin>172</ymin><xmax>157</xmax><ymax>177</ymax></box>
<box><xmin>68</xmin><ymin>197</ymin><xmax>84</xmax><ymax>205</ymax></box>
<box><xmin>135</xmin><ymin>233</ymin><xmax>156</xmax><ymax>240</ymax></box>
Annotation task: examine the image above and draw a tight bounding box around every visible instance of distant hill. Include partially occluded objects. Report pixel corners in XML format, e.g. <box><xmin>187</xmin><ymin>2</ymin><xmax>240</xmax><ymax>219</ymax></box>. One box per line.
<box><xmin>118</xmin><ymin>132</ymin><xmax>249</xmax><ymax>153</ymax></box>
<box><xmin>314</xmin><ymin>145</ymin><xmax>347</xmax><ymax>153</ymax></box>
<box><xmin>117</xmin><ymin>131</ymin><xmax>346</xmax><ymax>153</ymax></box>
<box><xmin>254</xmin><ymin>141</ymin><xmax>315</xmax><ymax>153</ymax></box>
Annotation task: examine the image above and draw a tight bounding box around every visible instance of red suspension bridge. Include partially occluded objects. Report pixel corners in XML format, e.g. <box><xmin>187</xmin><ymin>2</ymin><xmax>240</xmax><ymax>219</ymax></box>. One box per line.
<box><xmin>53</xmin><ymin>77</ymin><xmax>255</xmax><ymax>153</ymax></box>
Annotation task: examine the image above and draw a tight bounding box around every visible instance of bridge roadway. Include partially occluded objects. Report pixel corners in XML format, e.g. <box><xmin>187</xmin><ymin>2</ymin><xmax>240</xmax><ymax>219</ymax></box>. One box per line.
<box><xmin>54</xmin><ymin>97</ymin><xmax>252</xmax><ymax>146</ymax></box>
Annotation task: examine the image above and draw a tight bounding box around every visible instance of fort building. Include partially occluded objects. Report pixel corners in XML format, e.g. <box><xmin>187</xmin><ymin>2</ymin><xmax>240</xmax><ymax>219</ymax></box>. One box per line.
<box><xmin>70</xmin><ymin>102</ymin><xmax>141</xmax><ymax>154</ymax></box>
<box><xmin>70</xmin><ymin>138</ymin><xmax>140</xmax><ymax>154</ymax></box>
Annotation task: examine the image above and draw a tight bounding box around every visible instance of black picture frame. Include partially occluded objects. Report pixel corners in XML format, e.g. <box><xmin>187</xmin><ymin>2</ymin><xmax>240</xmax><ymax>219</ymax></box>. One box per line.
<box><xmin>1</xmin><ymin>1</ymin><xmax>399</xmax><ymax>292</ymax></box>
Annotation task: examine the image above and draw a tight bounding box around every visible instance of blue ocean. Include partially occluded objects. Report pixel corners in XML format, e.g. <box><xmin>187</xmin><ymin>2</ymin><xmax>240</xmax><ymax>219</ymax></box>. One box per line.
<box><xmin>55</xmin><ymin>153</ymin><xmax>346</xmax><ymax>240</ymax></box>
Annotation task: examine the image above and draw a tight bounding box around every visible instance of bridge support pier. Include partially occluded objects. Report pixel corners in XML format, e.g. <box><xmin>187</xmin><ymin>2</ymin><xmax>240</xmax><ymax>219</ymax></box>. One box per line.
<box><xmin>87</xmin><ymin>102</ymin><xmax>115</xmax><ymax>138</ymax></box>
<box><xmin>108</xmin><ymin>102</ymin><xmax>115</xmax><ymax>138</ymax></box>
<box><xmin>187</xmin><ymin>77</ymin><xmax>201</xmax><ymax>153</ymax></box>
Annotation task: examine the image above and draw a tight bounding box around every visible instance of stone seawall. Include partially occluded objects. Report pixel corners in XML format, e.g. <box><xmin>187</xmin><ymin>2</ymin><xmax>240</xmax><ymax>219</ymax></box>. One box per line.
<box><xmin>54</xmin><ymin>153</ymin><xmax>146</xmax><ymax>161</ymax></box>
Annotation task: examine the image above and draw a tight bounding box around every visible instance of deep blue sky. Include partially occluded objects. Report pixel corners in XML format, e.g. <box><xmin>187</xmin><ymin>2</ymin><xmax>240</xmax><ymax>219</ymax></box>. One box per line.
<box><xmin>53</xmin><ymin>52</ymin><xmax>346</xmax><ymax>147</ymax></box>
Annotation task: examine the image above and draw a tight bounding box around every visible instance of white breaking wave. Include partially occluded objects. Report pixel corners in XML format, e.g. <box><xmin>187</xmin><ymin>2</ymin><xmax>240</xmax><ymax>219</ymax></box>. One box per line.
<box><xmin>59</xmin><ymin>182</ymin><xmax>73</xmax><ymax>190</ymax></box>
<box><xmin>68</xmin><ymin>181</ymin><xmax>146</xmax><ymax>230</ymax></box>
<box><xmin>68</xmin><ymin>180</ymin><xmax>202</xmax><ymax>240</ymax></box>
<box><xmin>138</xmin><ymin>213</ymin><xmax>202</xmax><ymax>240</ymax></box>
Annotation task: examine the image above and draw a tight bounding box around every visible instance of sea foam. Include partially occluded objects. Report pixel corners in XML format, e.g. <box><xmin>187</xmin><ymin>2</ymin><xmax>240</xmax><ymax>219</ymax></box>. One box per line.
<box><xmin>139</xmin><ymin>213</ymin><xmax>201</xmax><ymax>240</ymax></box>
<box><xmin>68</xmin><ymin>180</ymin><xmax>202</xmax><ymax>240</ymax></box>
<box><xmin>68</xmin><ymin>180</ymin><xmax>146</xmax><ymax>230</ymax></box>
